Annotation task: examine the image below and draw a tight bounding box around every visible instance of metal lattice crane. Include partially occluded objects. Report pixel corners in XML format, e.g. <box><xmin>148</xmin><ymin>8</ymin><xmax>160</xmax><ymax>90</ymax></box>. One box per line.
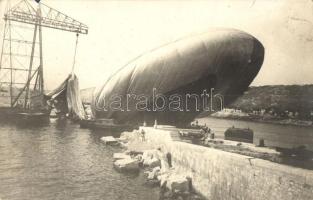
<box><xmin>0</xmin><ymin>0</ymin><xmax>88</xmax><ymax>111</ymax></box>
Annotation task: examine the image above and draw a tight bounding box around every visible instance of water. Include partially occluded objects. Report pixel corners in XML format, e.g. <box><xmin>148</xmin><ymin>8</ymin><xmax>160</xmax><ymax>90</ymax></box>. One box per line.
<box><xmin>0</xmin><ymin>119</ymin><xmax>160</xmax><ymax>200</ymax></box>
<box><xmin>1</xmin><ymin>117</ymin><xmax>311</xmax><ymax>200</ymax></box>
<box><xmin>198</xmin><ymin>117</ymin><xmax>313</xmax><ymax>169</ymax></box>
<box><xmin>197</xmin><ymin>117</ymin><xmax>313</xmax><ymax>141</ymax></box>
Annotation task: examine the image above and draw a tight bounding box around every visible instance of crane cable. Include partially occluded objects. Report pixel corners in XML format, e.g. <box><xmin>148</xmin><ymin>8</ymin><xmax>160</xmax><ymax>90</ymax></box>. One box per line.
<box><xmin>71</xmin><ymin>33</ymin><xmax>79</xmax><ymax>77</ymax></box>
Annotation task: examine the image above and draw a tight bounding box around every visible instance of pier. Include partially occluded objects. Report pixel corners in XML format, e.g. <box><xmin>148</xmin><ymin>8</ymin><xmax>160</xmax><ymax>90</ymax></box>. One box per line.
<box><xmin>121</xmin><ymin>126</ymin><xmax>313</xmax><ymax>200</ymax></box>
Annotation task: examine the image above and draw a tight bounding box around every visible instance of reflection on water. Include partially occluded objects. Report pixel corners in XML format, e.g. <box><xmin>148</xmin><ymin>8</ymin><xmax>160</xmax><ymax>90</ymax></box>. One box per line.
<box><xmin>0</xmin><ymin>119</ymin><xmax>159</xmax><ymax>200</ymax></box>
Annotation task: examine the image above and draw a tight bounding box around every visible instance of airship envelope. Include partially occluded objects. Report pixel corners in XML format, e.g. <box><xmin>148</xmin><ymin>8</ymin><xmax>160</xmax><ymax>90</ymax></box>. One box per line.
<box><xmin>91</xmin><ymin>28</ymin><xmax>265</xmax><ymax>126</ymax></box>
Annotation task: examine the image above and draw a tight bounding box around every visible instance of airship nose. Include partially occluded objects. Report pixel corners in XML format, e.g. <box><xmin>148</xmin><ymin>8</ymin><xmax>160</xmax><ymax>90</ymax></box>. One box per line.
<box><xmin>239</xmin><ymin>38</ymin><xmax>264</xmax><ymax>90</ymax></box>
<box><xmin>251</xmin><ymin>38</ymin><xmax>265</xmax><ymax>72</ymax></box>
<box><xmin>215</xmin><ymin>35</ymin><xmax>265</xmax><ymax>104</ymax></box>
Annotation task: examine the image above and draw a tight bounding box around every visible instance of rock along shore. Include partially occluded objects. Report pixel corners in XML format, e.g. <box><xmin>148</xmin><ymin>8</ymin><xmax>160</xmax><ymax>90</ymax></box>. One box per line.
<box><xmin>101</xmin><ymin>126</ymin><xmax>313</xmax><ymax>200</ymax></box>
<box><xmin>102</xmin><ymin>130</ymin><xmax>205</xmax><ymax>200</ymax></box>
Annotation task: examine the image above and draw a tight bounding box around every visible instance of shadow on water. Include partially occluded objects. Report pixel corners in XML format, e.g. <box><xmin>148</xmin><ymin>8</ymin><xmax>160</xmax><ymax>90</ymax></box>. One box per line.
<box><xmin>54</xmin><ymin>118</ymin><xmax>68</xmax><ymax>130</ymax></box>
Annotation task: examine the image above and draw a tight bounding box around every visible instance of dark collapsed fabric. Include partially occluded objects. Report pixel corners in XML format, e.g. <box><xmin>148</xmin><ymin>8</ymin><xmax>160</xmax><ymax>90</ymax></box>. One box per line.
<box><xmin>91</xmin><ymin>28</ymin><xmax>265</xmax><ymax>125</ymax></box>
<box><xmin>47</xmin><ymin>74</ymin><xmax>86</xmax><ymax>120</ymax></box>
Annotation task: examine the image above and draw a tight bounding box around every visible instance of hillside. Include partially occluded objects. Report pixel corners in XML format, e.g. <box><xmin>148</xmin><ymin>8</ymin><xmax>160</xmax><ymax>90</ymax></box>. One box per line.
<box><xmin>225</xmin><ymin>85</ymin><xmax>313</xmax><ymax>120</ymax></box>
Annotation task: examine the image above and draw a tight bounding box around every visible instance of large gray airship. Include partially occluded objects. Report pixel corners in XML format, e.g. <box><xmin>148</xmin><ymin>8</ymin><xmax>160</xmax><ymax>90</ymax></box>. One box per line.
<box><xmin>91</xmin><ymin>28</ymin><xmax>264</xmax><ymax>127</ymax></box>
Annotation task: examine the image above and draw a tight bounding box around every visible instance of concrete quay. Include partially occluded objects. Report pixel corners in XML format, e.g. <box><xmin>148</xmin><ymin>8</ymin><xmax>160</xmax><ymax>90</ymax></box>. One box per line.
<box><xmin>129</xmin><ymin>126</ymin><xmax>313</xmax><ymax>200</ymax></box>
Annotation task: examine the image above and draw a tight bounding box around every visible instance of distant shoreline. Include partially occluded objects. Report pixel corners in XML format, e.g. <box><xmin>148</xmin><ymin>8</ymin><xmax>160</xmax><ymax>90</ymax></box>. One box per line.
<box><xmin>207</xmin><ymin>115</ymin><xmax>313</xmax><ymax>127</ymax></box>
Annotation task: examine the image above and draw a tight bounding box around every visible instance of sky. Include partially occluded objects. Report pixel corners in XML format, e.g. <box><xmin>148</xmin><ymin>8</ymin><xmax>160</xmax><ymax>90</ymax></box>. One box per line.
<box><xmin>0</xmin><ymin>0</ymin><xmax>313</xmax><ymax>90</ymax></box>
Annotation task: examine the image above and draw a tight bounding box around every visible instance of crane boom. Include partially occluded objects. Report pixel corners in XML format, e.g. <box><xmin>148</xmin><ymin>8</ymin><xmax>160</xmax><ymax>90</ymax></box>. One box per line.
<box><xmin>4</xmin><ymin>0</ymin><xmax>88</xmax><ymax>34</ymax></box>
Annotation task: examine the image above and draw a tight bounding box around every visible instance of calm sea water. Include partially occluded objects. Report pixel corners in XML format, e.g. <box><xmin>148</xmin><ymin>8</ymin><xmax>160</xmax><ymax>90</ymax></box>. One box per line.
<box><xmin>197</xmin><ymin>117</ymin><xmax>313</xmax><ymax>140</ymax></box>
<box><xmin>198</xmin><ymin>117</ymin><xmax>313</xmax><ymax>155</ymax></box>
<box><xmin>0</xmin><ymin>119</ymin><xmax>160</xmax><ymax>200</ymax></box>
<box><xmin>198</xmin><ymin>117</ymin><xmax>313</xmax><ymax>169</ymax></box>
<box><xmin>1</xmin><ymin>117</ymin><xmax>312</xmax><ymax>200</ymax></box>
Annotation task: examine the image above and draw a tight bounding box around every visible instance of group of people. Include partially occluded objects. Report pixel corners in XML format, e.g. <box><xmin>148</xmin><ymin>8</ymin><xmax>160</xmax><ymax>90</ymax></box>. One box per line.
<box><xmin>191</xmin><ymin>120</ymin><xmax>215</xmax><ymax>140</ymax></box>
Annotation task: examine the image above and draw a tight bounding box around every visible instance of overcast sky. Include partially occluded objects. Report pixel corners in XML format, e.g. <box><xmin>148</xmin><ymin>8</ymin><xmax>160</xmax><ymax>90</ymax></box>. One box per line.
<box><xmin>0</xmin><ymin>0</ymin><xmax>313</xmax><ymax>90</ymax></box>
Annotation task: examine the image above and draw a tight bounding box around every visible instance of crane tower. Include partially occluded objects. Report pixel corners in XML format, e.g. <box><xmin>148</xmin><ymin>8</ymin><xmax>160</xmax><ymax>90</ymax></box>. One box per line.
<box><xmin>0</xmin><ymin>0</ymin><xmax>88</xmax><ymax>119</ymax></box>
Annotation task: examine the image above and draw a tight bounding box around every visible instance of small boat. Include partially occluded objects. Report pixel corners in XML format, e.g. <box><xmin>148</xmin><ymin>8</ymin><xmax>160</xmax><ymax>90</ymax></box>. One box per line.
<box><xmin>15</xmin><ymin>112</ymin><xmax>50</xmax><ymax>124</ymax></box>
<box><xmin>80</xmin><ymin>118</ymin><xmax>133</xmax><ymax>131</ymax></box>
<box><xmin>0</xmin><ymin>107</ymin><xmax>50</xmax><ymax>124</ymax></box>
<box><xmin>224</xmin><ymin>127</ymin><xmax>254</xmax><ymax>143</ymax></box>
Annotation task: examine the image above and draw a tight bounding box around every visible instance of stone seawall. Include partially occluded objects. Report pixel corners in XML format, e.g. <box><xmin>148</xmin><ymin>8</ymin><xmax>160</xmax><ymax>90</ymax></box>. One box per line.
<box><xmin>140</xmin><ymin>127</ymin><xmax>313</xmax><ymax>200</ymax></box>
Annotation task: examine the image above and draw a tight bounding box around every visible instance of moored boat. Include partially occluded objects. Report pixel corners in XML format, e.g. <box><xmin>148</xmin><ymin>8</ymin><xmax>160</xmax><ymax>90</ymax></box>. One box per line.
<box><xmin>80</xmin><ymin>118</ymin><xmax>133</xmax><ymax>131</ymax></box>
<box><xmin>0</xmin><ymin>107</ymin><xmax>50</xmax><ymax>124</ymax></box>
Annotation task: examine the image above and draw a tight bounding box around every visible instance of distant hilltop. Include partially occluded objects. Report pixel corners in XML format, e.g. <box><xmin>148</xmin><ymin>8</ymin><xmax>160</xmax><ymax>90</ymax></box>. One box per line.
<box><xmin>204</xmin><ymin>85</ymin><xmax>313</xmax><ymax>125</ymax></box>
<box><xmin>228</xmin><ymin>85</ymin><xmax>313</xmax><ymax>119</ymax></box>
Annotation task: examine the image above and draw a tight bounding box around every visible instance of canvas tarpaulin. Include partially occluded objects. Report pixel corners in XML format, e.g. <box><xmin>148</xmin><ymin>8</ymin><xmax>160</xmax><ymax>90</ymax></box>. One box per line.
<box><xmin>47</xmin><ymin>74</ymin><xmax>86</xmax><ymax>120</ymax></box>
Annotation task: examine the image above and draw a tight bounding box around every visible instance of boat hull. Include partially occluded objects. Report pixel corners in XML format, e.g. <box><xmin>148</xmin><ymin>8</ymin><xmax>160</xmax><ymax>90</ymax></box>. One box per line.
<box><xmin>0</xmin><ymin>107</ymin><xmax>50</xmax><ymax>125</ymax></box>
<box><xmin>79</xmin><ymin>119</ymin><xmax>133</xmax><ymax>131</ymax></box>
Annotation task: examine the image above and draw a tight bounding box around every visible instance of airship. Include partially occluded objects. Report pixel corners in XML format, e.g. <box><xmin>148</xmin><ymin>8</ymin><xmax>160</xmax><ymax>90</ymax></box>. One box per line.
<box><xmin>91</xmin><ymin>28</ymin><xmax>265</xmax><ymax>127</ymax></box>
